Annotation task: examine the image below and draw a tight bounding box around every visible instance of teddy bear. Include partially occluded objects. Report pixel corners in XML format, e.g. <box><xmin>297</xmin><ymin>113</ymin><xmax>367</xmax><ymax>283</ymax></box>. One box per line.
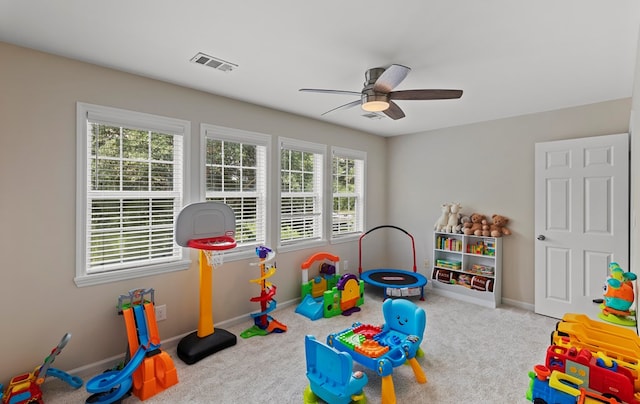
<box><xmin>480</xmin><ymin>219</ymin><xmax>491</xmax><ymax>237</ymax></box>
<box><xmin>455</xmin><ymin>214</ymin><xmax>470</xmax><ymax>234</ymax></box>
<box><xmin>463</xmin><ymin>213</ymin><xmax>486</xmax><ymax>236</ymax></box>
<box><xmin>489</xmin><ymin>214</ymin><xmax>512</xmax><ymax>237</ymax></box>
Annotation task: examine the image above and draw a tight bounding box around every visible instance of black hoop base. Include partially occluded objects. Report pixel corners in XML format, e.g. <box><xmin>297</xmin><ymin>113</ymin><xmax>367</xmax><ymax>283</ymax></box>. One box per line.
<box><xmin>177</xmin><ymin>329</ymin><xmax>237</xmax><ymax>365</ymax></box>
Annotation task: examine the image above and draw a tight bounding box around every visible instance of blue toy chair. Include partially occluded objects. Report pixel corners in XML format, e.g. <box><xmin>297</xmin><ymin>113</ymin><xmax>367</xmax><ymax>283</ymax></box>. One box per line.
<box><xmin>303</xmin><ymin>335</ymin><xmax>368</xmax><ymax>404</ymax></box>
<box><xmin>381</xmin><ymin>298</ymin><xmax>426</xmax><ymax>347</ymax></box>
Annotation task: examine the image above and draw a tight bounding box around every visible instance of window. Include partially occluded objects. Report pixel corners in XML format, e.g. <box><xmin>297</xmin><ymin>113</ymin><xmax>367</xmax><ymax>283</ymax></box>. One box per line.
<box><xmin>202</xmin><ymin>124</ymin><xmax>269</xmax><ymax>256</ymax></box>
<box><xmin>76</xmin><ymin>103</ymin><xmax>190</xmax><ymax>286</ymax></box>
<box><xmin>279</xmin><ymin>138</ymin><xmax>326</xmax><ymax>248</ymax></box>
<box><xmin>331</xmin><ymin>147</ymin><xmax>366</xmax><ymax>240</ymax></box>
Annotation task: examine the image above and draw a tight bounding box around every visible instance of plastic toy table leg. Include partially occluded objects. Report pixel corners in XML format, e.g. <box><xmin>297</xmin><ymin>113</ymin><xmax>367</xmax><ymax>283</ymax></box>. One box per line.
<box><xmin>381</xmin><ymin>375</ymin><xmax>396</xmax><ymax>404</ymax></box>
<box><xmin>408</xmin><ymin>357</ymin><xmax>427</xmax><ymax>383</ymax></box>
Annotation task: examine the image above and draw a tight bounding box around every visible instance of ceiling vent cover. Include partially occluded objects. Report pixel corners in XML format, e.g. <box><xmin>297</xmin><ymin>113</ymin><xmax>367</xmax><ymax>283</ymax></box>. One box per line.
<box><xmin>362</xmin><ymin>112</ymin><xmax>384</xmax><ymax>120</ymax></box>
<box><xmin>190</xmin><ymin>52</ymin><xmax>238</xmax><ymax>72</ymax></box>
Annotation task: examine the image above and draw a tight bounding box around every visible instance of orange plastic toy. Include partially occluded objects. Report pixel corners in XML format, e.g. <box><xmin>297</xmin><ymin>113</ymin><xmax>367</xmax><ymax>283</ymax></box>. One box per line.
<box><xmin>123</xmin><ymin>303</ymin><xmax>178</xmax><ymax>400</ymax></box>
<box><xmin>85</xmin><ymin>288</ymin><xmax>178</xmax><ymax>402</ymax></box>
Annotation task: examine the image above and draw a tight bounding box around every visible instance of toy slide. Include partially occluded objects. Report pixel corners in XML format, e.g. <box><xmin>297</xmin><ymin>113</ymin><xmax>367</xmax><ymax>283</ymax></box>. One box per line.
<box><xmin>85</xmin><ymin>345</ymin><xmax>147</xmax><ymax>403</ymax></box>
<box><xmin>556</xmin><ymin>320</ymin><xmax>640</xmax><ymax>360</ymax></box>
<box><xmin>296</xmin><ymin>294</ymin><xmax>324</xmax><ymax>321</ymax></box>
<box><xmin>561</xmin><ymin>313</ymin><xmax>640</xmax><ymax>344</ymax></box>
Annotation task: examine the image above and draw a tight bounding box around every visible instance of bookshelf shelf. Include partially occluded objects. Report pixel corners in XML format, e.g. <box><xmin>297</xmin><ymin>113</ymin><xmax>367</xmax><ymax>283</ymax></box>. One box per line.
<box><xmin>431</xmin><ymin>232</ymin><xmax>502</xmax><ymax>308</ymax></box>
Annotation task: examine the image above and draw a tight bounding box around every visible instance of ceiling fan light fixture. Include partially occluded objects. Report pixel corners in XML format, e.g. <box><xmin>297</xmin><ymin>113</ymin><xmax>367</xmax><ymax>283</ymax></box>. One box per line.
<box><xmin>361</xmin><ymin>94</ymin><xmax>389</xmax><ymax>112</ymax></box>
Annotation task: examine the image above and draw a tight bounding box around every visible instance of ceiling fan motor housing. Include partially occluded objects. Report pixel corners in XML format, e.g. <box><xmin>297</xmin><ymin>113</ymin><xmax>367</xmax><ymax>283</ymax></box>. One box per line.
<box><xmin>364</xmin><ymin>67</ymin><xmax>386</xmax><ymax>86</ymax></box>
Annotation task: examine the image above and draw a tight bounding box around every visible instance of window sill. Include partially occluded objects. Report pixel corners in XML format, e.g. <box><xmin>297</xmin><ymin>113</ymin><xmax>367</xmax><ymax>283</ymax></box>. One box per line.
<box><xmin>278</xmin><ymin>239</ymin><xmax>327</xmax><ymax>253</ymax></box>
<box><xmin>330</xmin><ymin>233</ymin><xmax>362</xmax><ymax>244</ymax></box>
<box><xmin>74</xmin><ymin>259</ymin><xmax>192</xmax><ymax>287</ymax></box>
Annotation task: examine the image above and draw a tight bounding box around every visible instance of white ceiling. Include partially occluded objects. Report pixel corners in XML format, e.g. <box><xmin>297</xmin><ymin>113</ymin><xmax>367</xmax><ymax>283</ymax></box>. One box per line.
<box><xmin>1</xmin><ymin>1</ymin><xmax>639</xmax><ymax>137</ymax></box>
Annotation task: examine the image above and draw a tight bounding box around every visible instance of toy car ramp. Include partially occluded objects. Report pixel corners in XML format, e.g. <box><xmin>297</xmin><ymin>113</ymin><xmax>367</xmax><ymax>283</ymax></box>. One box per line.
<box><xmin>556</xmin><ymin>321</ymin><xmax>640</xmax><ymax>361</ymax></box>
<box><xmin>85</xmin><ymin>345</ymin><xmax>147</xmax><ymax>402</ymax></box>
<box><xmin>561</xmin><ymin>313</ymin><xmax>640</xmax><ymax>343</ymax></box>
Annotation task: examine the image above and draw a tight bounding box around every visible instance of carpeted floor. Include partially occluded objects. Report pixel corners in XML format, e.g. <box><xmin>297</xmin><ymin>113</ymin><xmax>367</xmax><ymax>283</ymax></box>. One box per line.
<box><xmin>44</xmin><ymin>288</ymin><xmax>558</xmax><ymax>403</ymax></box>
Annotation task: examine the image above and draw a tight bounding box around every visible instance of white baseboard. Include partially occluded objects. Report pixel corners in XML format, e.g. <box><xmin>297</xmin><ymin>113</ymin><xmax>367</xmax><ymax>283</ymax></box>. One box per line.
<box><xmin>501</xmin><ymin>297</ymin><xmax>534</xmax><ymax>311</ymax></box>
<box><xmin>63</xmin><ymin>297</ymin><xmax>303</xmax><ymax>381</ymax></box>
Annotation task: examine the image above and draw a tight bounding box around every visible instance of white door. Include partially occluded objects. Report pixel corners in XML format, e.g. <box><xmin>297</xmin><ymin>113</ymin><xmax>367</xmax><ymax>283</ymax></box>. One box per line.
<box><xmin>534</xmin><ymin>133</ymin><xmax>629</xmax><ymax>320</ymax></box>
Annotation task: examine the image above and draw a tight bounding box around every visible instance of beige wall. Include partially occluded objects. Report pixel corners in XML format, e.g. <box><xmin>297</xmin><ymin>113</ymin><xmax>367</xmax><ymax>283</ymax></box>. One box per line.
<box><xmin>387</xmin><ymin>99</ymin><xmax>632</xmax><ymax>307</ymax></box>
<box><xmin>0</xmin><ymin>42</ymin><xmax>389</xmax><ymax>383</ymax></box>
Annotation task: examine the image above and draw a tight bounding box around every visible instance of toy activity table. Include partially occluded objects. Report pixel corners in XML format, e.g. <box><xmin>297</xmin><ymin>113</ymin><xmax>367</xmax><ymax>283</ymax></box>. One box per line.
<box><xmin>325</xmin><ymin>299</ymin><xmax>427</xmax><ymax>404</ymax></box>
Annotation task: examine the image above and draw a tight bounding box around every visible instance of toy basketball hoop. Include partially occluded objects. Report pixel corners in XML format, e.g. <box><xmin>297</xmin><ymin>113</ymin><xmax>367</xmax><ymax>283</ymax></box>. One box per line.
<box><xmin>175</xmin><ymin>201</ymin><xmax>237</xmax><ymax>269</ymax></box>
<box><xmin>174</xmin><ymin>201</ymin><xmax>238</xmax><ymax>365</ymax></box>
<box><xmin>187</xmin><ymin>234</ymin><xmax>236</xmax><ymax>269</ymax></box>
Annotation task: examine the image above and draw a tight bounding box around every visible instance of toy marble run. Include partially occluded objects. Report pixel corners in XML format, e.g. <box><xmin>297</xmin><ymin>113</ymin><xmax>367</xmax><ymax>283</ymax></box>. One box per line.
<box><xmin>1</xmin><ymin>333</ymin><xmax>83</xmax><ymax>404</ymax></box>
<box><xmin>240</xmin><ymin>246</ymin><xmax>287</xmax><ymax>338</ymax></box>
<box><xmin>85</xmin><ymin>288</ymin><xmax>178</xmax><ymax>403</ymax></box>
<box><xmin>295</xmin><ymin>252</ymin><xmax>365</xmax><ymax>321</ymax></box>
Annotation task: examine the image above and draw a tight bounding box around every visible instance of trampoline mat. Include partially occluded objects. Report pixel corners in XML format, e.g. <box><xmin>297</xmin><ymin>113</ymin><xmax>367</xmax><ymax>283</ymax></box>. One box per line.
<box><xmin>361</xmin><ymin>269</ymin><xmax>427</xmax><ymax>288</ymax></box>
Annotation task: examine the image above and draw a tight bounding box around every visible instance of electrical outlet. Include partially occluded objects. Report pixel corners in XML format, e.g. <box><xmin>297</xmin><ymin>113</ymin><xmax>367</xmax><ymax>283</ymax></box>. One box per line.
<box><xmin>423</xmin><ymin>258</ymin><xmax>430</xmax><ymax>268</ymax></box>
<box><xmin>155</xmin><ymin>304</ymin><xmax>167</xmax><ymax>321</ymax></box>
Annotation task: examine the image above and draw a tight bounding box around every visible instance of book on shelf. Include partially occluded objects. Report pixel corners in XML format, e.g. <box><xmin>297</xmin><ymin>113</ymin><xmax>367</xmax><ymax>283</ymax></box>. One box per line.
<box><xmin>436</xmin><ymin>235</ymin><xmax>462</xmax><ymax>252</ymax></box>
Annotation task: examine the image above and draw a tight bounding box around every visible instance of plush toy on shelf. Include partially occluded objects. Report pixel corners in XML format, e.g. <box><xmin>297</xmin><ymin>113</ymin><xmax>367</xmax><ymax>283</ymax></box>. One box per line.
<box><xmin>462</xmin><ymin>213</ymin><xmax>486</xmax><ymax>236</ymax></box>
<box><xmin>445</xmin><ymin>202</ymin><xmax>462</xmax><ymax>233</ymax></box>
<box><xmin>488</xmin><ymin>214</ymin><xmax>512</xmax><ymax>237</ymax></box>
<box><xmin>455</xmin><ymin>214</ymin><xmax>470</xmax><ymax>234</ymax></box>
<box><xmin>434</xmin><ymin>203</ymin><xmax>450</xmax><ymax>232</ymax></box>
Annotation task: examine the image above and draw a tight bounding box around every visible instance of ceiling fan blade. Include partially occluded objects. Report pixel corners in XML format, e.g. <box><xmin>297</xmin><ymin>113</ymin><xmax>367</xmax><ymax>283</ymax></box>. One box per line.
<box><xmin>321</xmin><ymin>99</ymin><xmax>362</xmax><ymax>116</ymax></box>
<box><xmin>389</xmin><ymin>89</ymin><xmax>463</xmax><ymax>100</ymax></box>
<box><xmin>299</xmin><ymin>88</ymin><xmax>362</xmax><ymax>96</ymax></box>
<box><xmin>373</xmin><ymin>64</ymin><xmax>411</xmax><ymax>93</ymax></box>
<box><xmin>383</xmin><ymin>100</ymin><xmax>405</xmax><ymax>120</ymax></box>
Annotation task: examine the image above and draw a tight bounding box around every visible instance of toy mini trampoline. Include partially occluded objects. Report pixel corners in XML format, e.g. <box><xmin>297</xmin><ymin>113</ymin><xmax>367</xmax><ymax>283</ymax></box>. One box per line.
<box><xmin>358</xmin><ymin>225</ymin><xmax>427</xmax><ymax>300</ymax></box>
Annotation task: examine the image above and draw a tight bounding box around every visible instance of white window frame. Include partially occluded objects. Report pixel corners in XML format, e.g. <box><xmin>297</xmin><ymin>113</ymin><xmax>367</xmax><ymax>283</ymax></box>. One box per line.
<box><xmin>75</xmin><ymin>103</ymin><xmax>191</xmax><ymax>287</ymax></box>
<box><xmin>278</xmin><ymin>137</ymin><xmax>326</xmax><ymax>251</ymax></box>
<box><xmin>201</xmin><ymin>124</ymin><xmax>270</xmax><ymax>261</ymax></box>
<box><xmin>330</xmin><ymin>147</ymin><xmax>366</xmax><ymax>243</ymax></box>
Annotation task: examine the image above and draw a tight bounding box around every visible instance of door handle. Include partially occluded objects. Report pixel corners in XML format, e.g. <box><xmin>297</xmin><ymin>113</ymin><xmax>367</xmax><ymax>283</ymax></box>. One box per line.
<box><xmin>537</xmin><ymin>235</ymin><xmax>546</xmax><ymax>241</ymax></box>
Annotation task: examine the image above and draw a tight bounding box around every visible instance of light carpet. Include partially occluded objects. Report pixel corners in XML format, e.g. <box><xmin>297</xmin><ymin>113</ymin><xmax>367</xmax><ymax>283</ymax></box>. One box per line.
<box><xmin>44</xmin><ymin>288</ymin><xmax>558</xmax><ymax>403</ymax></box>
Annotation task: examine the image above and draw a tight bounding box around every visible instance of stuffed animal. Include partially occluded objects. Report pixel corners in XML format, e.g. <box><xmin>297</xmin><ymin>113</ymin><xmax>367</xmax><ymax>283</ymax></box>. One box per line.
<box><xmin>480</xmin><ymin>219</ymin><xmax>490</xmax><ymax>237</ymax></box>
<box><xmin>445</xmin><ymin>202</ymin><xmax>462</xmax><ymax>233</ymax></box>
<box><xmin>434</xmin><ymin>203</ymin><xmax>450</xmax><ymax>232</ymax></box>
<box><xmin>455</xmin><ymin>214</ymin><xmax>470</xmax><ymax>234</ymax></box>
<box><xmin>489</xmin><ymin>214</ymin><xmax>512</xmax><ymax>237</ymax></box>
<box><xmin>463</xmin><ymin>213</ymin><xmax>486</xmax><ymax>236</ymax></box>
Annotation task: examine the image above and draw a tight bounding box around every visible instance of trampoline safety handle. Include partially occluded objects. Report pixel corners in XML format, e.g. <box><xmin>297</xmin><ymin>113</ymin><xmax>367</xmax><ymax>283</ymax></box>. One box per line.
<box><xmin>358</xmin><ymin>225</ymin><xmax>417</xmax><ymax>274</ymax></box>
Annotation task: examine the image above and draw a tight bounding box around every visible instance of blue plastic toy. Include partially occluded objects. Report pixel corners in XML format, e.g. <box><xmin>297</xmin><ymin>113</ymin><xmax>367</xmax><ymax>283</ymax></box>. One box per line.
<box><xmin>303</xmin><ymin>335</ymin><xmax>368</xmax><ymax>404</ymax></box>
<box><xmin>326</xmin><ymin>298</ymin><xmax>427</xmax><ymax>404</ymax></box>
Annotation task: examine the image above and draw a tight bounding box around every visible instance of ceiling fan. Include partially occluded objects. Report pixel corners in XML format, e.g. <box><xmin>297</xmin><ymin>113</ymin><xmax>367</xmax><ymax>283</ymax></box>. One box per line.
<box><xmin>299</xmin><ymin>64</ymin><xmax>463</xmax><ymax>120</ymax></box>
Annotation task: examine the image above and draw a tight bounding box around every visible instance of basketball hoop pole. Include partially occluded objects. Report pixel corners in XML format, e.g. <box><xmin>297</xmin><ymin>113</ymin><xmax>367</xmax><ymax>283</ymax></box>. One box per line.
<box><xmin>197</xmin><ymin>249</ymin><xmax>214</xmax><ymax>337</ymax></box>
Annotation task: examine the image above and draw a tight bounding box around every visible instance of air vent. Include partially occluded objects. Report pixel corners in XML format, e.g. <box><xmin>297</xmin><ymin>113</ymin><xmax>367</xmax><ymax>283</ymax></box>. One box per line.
<box><xmin>362</xmin><ymin>112</ymin><xmax>384</xmax><ymax>120</ymax></box>
<box><xmin>190</xmin><ymin>52</ymin><xmax>238</xmax><ymax>72</ymax></box>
